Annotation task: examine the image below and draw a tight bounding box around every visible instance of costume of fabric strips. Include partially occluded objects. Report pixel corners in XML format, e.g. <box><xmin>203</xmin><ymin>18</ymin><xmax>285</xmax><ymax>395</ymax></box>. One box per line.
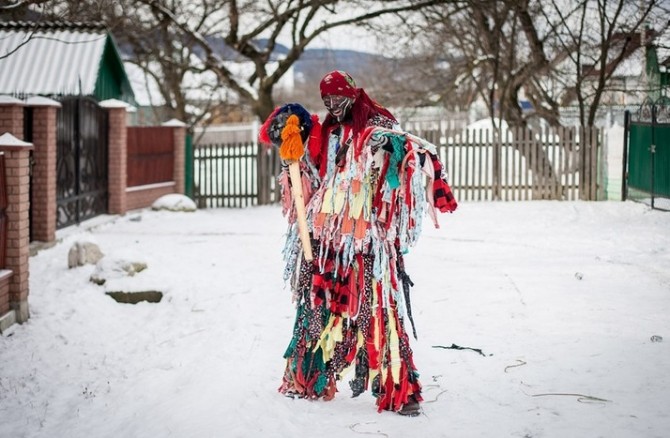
<box><xmin>270</xmin><ymin>104</ymin><xmax>457</xmax><ymax>413</ymax></box>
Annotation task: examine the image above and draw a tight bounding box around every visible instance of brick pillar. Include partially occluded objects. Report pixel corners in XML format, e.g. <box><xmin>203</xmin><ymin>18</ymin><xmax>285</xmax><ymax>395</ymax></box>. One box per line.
<box><xmin>100</xmin><ymin>99</ymin><xmax>129</xmax><ymax>215</ymax></box>
<box><xmin>0</xmin><ymin>96</ymin><xmax>25</xmax><ymax>139</ymax></box>
<box><xmin>26</xmin><ymin>97</ymin><xmax>60</xmax><ymax>243</ymax></box>
<box><xmin>0</xmin><ymin>133</ymin><xmax>34</xmax><ymax>324</ymax></box>
<box><xmin>162</xmin><ymin>119</ymin><xmax>188</xmax><ymax>194</ymax></box>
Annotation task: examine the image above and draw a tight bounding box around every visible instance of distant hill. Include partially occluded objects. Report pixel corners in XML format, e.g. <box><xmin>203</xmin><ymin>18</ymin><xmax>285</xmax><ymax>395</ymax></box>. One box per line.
<box><xmin>294</xmin><ymin>48</ymin><xmax>386</xmax><ymax>81</ymax></box>
<box><xmin>253</xmin><ymin>38</ymin><xmax>385</xmax><ymax>80</ymax></box>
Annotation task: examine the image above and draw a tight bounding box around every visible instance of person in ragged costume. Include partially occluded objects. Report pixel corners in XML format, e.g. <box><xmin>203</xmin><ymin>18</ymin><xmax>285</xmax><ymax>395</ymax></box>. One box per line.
<box><xmin>272</xmin><ymin>71</ymin><xmax>457</xmax><ymax>416</ymax></box>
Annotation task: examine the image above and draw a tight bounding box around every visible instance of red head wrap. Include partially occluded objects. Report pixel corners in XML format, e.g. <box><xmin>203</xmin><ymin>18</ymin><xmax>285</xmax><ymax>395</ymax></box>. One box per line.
<box><xmin>316</xmin><ymin>70</ymin><xmax>398</xmax><ymax>177</ymax></box>
<box><xmin>319</xmin><ymin>71</ymin><xmax>358</xmax><ymax>98</ymax></box>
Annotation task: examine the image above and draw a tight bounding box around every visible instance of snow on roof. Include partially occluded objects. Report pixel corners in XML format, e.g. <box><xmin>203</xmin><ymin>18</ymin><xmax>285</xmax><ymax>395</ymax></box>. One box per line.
<box><xmin>0</xmin><ymin>23</ymin><xmax>107</xmax><ymax>96</ymax></box>
<box><xmin>24</xmin><ymin>96</ymin><xmax>61</xmax><ymax>107</ymax></box>
<box><xmin>611</xmin><ymin>48</ymin><xmax>644</xmax><ymax>78</ymax></box>
<box><xmin>126</xmin><ymin>59</ymin><xmax>295</xmax><ymax>107</ymax></box>
<box><xmin>124</xmin><ymin>60</ymin><xmax>227</xmax><ymax>107</ymax></box>
<box><xmin>656</xmin><ymin>29</ymin><xmax>670</xmax><ymax>66</ymax></box>
<box><xmin>123</xmin><ymin>62</ymin><xmax>165</xmax><ymax>107</ymax></box>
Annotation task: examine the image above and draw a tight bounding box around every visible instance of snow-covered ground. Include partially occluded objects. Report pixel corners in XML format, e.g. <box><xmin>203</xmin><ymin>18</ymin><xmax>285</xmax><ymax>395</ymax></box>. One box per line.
<box><xmin>1</xmin><ymin>201</ymin><xmax>669</xmax><ymax>438</ymax></box>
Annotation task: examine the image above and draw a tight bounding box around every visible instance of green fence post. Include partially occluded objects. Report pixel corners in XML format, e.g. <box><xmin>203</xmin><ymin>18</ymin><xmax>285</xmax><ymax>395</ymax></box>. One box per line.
<box><xmin>622</xmin><ymin>110</ymin><xmax>630</xmax><ymax>201</ymax></box>
<box><xmin>185</xmin><ymin>133</ymin><xmax>194</xmax><ymax>199</ymax></box>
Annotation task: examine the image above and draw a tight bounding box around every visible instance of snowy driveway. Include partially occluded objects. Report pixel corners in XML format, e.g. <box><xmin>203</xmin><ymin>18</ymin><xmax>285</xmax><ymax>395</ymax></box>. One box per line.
<box><xmin>1</xmin><ymin>201</ymin><xmax>669</xmax><ymax>438</ymax></box>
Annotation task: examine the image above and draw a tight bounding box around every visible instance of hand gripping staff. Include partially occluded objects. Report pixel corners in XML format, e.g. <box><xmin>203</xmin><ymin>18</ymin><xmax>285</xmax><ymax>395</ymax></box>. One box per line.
<box><xmin>279</xmin><ymin>114</ymin><xmax>313</xmax><ymax>262</ymax></box>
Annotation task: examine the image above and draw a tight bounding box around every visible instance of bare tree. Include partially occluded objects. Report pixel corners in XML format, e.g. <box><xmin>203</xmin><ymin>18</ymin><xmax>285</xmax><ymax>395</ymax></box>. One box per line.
<box><xmin>539</xmin><ymin>0</ymin><xmax>665</xmax><ymax>126</ymax></box>
<box><xmin>21</xmin><ymin>0</ymin><xmax>458</xmax><ymax>124</ymax></box>
<box><xmin>397</xmin><ymin>1</ymin><xmax>565</xmax><ymax>129</ymax></box>
<box><xmin>391</xmin><ymin>0</ymin><xmax>668</xmax><ymax>128</ymax></box>
<box><xmin>129</xmin><ymin>0</ymin><xmax>456</xmax><ymax>121</ymax></box>
<box><xmin>377</xmin><ymin>0</ymin><xmax>669</xmax><ymax>199</ymax></box>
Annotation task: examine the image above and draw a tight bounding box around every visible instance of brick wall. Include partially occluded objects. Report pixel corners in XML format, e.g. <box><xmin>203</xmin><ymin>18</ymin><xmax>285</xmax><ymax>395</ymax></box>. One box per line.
<box><xmin>173</xmin><ymin>127</ymin><xmax>186</xmax><ymax>194</ymax></box>
<box><xmin>0</xmin><ymin>100</ymin><xmax>24</xmax><ymax>140</ymax></box>
<box><xmin>126</xmin><ymin>182</ymin><xmax>175</xmax><ymax>211</ymax></box>
<box><xmin>161</xmin><ymin>120</ymin><xmax>187</xmax><ymax>195</ymax></box>
<box><xmin>29</xmin><ymin>103</ymin><xmax>59</xmax><ymax>242</ymax></box>
<box><xmin>0</xmin><ymin>271</ymin><xmax>10</xmax><ymax>316</ymax></box>
<box><xmin>5</xmin><ymin>149</ymin><xmax>31</xmax><ymax>314</ymax></box>
<box><xmin>0</xmin><ymin>137</ymin><xmax>33</xmax><ymax>325</ymax></box>
<box><xmin>0</xmin><ymin>99</ymin><xmax>29</xmax><ymax>328</ymax></box>
<box><xmin>103</xmin><ymin>103</ymin><xmax>128</xmax><ymax>215</ymax></box>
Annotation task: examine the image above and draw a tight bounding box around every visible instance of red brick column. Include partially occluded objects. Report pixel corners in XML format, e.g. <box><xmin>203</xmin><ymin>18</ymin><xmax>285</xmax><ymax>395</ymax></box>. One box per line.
<box><xmin>162</xmin><ymin>119</ymin><xmax>187</xmax><ymax>194</ymax></box>
<box><xmin>101</xmin><ymin>100</ymin><xmax>129</xmax><ymax>215</ymax></box>
<box><xmin>0</xmin><ymin>272</ymin><xmax>11</xmax><ymax>325</ymax></box>
<box><xmin>0</xmin><ymin>96</ymin><xmax>25</xmax><ymax>139</ymax></box>
<box><xmin>27</xmin><ymin>97</ymin><xmax>60</xmax><ymax>243</ymax></box>
<box><xmin>0</xmin><ymin>133</ymin><xmax>34</xmax><ymax>324</ymax></box>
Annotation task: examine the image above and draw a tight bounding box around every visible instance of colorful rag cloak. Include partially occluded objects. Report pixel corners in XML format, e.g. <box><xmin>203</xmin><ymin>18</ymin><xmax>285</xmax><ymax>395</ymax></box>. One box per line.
<box><xmin>277</xmin><ymin>113</ymin><xmax>457</xmax><ymax>412</ymax></box>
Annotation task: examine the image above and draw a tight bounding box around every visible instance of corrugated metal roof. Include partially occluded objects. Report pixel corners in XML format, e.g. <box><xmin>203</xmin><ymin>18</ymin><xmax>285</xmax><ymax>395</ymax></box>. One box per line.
<box><xmin>0</xmin><ymin>24</ymin><xmax>107</xmax><ymax>96</ymax></box>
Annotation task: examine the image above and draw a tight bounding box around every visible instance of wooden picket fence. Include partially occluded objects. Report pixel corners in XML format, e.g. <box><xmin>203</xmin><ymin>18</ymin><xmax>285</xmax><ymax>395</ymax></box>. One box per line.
<box><xmin>193</xmin><ymin>143</ymin><xmax>281</xmax><ymax>208</ymax></box>
<box><xmin>414</xmin><ymin>126</ymin><xmax>603</xmax><ymax>201</ymax></box>
<box><xmin>192</xmin><ymin>126</ymin><xmax>602</xmax><ymax>208</ymax></box>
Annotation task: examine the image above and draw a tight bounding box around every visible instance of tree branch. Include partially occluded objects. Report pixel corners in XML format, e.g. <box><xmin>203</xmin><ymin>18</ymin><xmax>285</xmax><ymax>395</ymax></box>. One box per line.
<box><xmin>142</xmin><ymin>0</ymin><xmax>255</xmax><ymax>102</ymax></box>
<box><xmin>0</xmin><ymin>0</ymin><xmax>49</xmax><ymax>10</ymax></box>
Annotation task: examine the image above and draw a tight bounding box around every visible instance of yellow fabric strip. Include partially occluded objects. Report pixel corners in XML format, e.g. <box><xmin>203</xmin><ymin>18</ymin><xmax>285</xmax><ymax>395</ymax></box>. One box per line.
<box><xmin>350</xmin><ymin>190</ymin><xmax>365</xmax><ymax>219</ymax></box>
<box><xmin>321</xmin><ymin>188</ymin><xmax>334</xmax><ymax>213</ymax></box>
<box><xmin>334</xmin><ymin>190</ymin><xmax>346</xmax><ymax>214</ymax></box>
<box><xmin>314</xmin><ymin>315</ymin><xmax>343</xmax><ymax>363</ymax></box>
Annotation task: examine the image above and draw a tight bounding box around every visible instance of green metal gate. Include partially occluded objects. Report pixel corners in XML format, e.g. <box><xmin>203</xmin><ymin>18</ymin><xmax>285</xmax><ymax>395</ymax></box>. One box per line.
<box><xmin>624</xmin><ymin>97</ymin><xmax>670</xmax><ymax>210</ymax></box>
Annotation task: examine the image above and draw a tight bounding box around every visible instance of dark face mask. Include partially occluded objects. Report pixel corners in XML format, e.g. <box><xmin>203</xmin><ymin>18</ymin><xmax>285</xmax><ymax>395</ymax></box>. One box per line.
<box><xmin>323</xmin><ymin>95</ymin><xmax>354</xmax><ymax>122</ymax></box>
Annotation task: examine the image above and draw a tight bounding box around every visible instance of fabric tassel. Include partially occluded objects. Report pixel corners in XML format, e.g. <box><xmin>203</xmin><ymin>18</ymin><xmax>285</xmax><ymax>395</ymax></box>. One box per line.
<box><xmin>280</xmin><ymin>114</ymin><xmax>305</xmax><ymax>161</ymax></box>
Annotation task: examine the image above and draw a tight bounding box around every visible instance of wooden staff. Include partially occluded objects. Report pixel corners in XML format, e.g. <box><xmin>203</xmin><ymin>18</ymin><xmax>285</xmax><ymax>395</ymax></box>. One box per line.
<box><xmin>280</xmin><ymin>114</ymin><xmax>313</xmax><ymax>262</ymax></box>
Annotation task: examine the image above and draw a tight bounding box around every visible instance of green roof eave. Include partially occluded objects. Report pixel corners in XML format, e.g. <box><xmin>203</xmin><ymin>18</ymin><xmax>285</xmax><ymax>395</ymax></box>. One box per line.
<box><xmin>94</xmin><ymin>32</ymin><xmax>136</xmax><ymax>106</ymax></box>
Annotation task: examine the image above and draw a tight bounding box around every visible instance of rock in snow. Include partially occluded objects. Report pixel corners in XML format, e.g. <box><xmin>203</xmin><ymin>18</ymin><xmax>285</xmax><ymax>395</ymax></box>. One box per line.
<box><xmin>151</xmin><ymin>194</ymin><xmax>197</xmax><ymax>212</ymax></box>
<box><xmin>89</xmin><ymin>253</ymin><xmax>148</xmax><ymax>286</ymax></box>
<box><xmin>67</xmin><ymin>241</ymin><xmax>104</xmax><ymax>268</ymax></box>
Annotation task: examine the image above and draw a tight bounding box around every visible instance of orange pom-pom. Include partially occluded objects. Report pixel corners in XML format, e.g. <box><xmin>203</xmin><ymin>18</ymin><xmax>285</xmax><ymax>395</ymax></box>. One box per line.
<box><xmin>280</xmin><ymin>114</ymin><xmax>305</xmax><ymax>161</ymax></box>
